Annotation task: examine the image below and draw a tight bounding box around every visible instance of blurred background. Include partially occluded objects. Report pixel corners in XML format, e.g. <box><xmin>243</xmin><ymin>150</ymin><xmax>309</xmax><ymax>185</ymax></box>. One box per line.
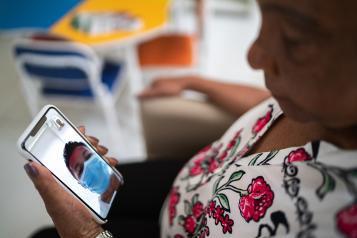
<box><xmin>0</xmin><ymin>0</ymin><xmax>264</xmax><ymax>237</ymax></box>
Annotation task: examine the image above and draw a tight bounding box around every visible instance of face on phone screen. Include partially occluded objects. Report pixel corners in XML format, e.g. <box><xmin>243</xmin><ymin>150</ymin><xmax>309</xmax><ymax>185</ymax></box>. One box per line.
<box><xmin>22</xmin><ymin>107</ymin><xmax>123</xmax><ymax>220</ymax></box>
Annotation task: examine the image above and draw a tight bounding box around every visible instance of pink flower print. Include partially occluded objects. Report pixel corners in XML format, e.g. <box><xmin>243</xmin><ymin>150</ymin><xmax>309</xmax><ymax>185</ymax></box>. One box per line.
<box><xmin>179</xmin><ymin>195</ymin><xmax>210</xmax><ymax>237</ymax></box>
<box><xmin>228</xmin><ymin>129</ymin><xmax>242</xmax><ymax>150</ymax></box>
<box><xmin>237</xmin><ymin>144</ymin><xmax>250</xmax><ymax>158</ymax></box>
<box><xmin>218</xmin><ymin>129</ymin><xmax>243</xmax><ymax>162</ymax></box>
<box><xmin>174</xmin><ymin>235</ymin><xmax>184</xmax><ymax>238</ymax></box>
<box><xmin>213</xmin><ymin>205</ymin><xmax>225</xmax><ymax>225</ymax></box>
<box><xmin>239</xmin><ymin>176</ymin><xmax>274</xmax><ymax>222</ymax></box>
<box><xmin>208</xmin><ymin>159</ymin><xmax>219</xmax><ymax>173</ymax></box>
<box><xmin>189</xmin><ymin>144</ymin><xmax>215</xmax><ymax>176</ymax></box>
<box><xmin>227</xmin><ymin>138</ymin><xmax>237</xmax><ymax>150</ymax></box>
<box><xmin>190</xmin><ymin>165</ymin><xmax>203</xmax><ymax>177</ymax></box>
<box><xmin>221</xmin><ymin>214</ymin><xmax>234</xmax><ymax>234</ymax></box>
<box><xmin>337</xmin><ymin>204</ymin><xmax>357</xmax><ymax>238</ymax></box>
<box><xmin>189</xmin><ymin>156</ymin><xmax>205</xmax><ymax>176</ymax></box>
<box><xmin>199</xmin><ymin>230</ymin><xmax>208</xmax><ymax>238</ymax></box>
<box><xmin>199</xmin><ymin>219</ymin><xmax>209</xmax><ymax>238</ymax></box>
<box><xmin>168</xmin><ymin>187</ymin><xmax>180</xmax><ymax>225</ymax></box>
<box><xmin>184</xmin><ymin>215</ymin><xmax>197</xmax><ymax>233</ymax></box>
<box><xmin>206</xmin><ymin>200</ymin><xmax>216</xmax><ymax>218</ymax></box>
<box><xmin>193</xmin><ymin>202</ymin><xmax>204</xmax><ymax>219</ymax></box>
<box><xmin>206</xmin><ymin>200</ymin><xmax>235</xmax><ymax>234</ymax></box>
<box><xmin>218</xmin><ymin>150</ymin><xmax>228</xmax><ymax>162</ymax></box>
<box><xmin>169</xmin><ymin>187</ymin><xmax>180</xmax><ymax>205</ymax></box>
<box><xmin>286</xmin><ymin>148</ymin><xmax>312</xmax><ymax>163</ymax></box>
<box><xmin>252</xmin><ymin>106</ymin><xmax>273</xmax><ymax>135</ymax></box>
<box><xmin>188</xmin><ymin>143</ymin><xmax>224</xmax><ymax>177</ymax></box>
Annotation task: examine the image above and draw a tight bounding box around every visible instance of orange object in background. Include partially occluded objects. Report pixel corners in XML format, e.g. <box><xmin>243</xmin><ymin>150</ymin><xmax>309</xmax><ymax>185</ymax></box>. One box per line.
<box><xmin>138</xmin><ymin>34</ymin><xmax>196</xmax><ymax>67</ymax></box>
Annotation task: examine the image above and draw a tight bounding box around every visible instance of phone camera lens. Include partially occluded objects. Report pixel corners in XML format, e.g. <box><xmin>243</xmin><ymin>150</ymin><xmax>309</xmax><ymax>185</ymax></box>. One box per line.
<box><xmin>54</xmin><ymin>118</ymin><xmax>65</xmax><ymax>130</ymax></box>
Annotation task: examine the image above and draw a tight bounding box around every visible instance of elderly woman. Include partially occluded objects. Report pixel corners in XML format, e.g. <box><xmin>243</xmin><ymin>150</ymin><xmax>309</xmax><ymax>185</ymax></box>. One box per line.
<box><xmin>25</xmin><ymin>0</ymin><xmax>357</xmax><ymax>237</ymax></box>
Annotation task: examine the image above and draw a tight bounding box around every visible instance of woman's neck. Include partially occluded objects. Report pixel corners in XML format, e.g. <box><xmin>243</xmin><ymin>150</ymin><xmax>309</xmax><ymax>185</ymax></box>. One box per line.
<box><xmin>321</xmin><ymin>125</ymin><xmax>357</xmax><ymax>150</ymax></box>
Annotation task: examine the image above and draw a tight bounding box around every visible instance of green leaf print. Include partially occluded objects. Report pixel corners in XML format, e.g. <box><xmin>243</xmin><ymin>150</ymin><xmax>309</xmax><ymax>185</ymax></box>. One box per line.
<box><xmin>228</xmin><ymin>137</ymin><xmax>242</xmax><ymax>158</ymax></box>
<box><xmin>258</xmin><ymin>150</ymin><xmax>279</xmax><ymax>165</ymax></box>
<box><xmin>248</xmin><ymin>153</ymin><xmax>263</xmax><ymax>166</ymax></box>
<box><xmin>316</xmin><ymin>171</ymin><xmax>336</xmax><ymax>200</ymax></box>
<box><xmin>192</xmin><ymin>194</ymin><xmax>199</xmax><ymax>205</ymax></box>
<box><xmin>227</xmin><ymin>171</ymin><xmax>246</xmax><ymax>184</ymax></box>
<box><xmin>178</xmin><ymin>215</ymin><xmax>186</xmax><ymax>225</ymax></box>
<box><xmin>216</xmin><ymin>193</ymin><xmax>230</xmax><ymax>212</ymax></box>
<box><xmin>184</xmin><ymin>200</ymin><xmax>192</xmax><ymax>215</ymax></box>
<box><xmin>213</xmin><ymin>176</ymin><xmax>225</xmax><ymax>194</ymax></box>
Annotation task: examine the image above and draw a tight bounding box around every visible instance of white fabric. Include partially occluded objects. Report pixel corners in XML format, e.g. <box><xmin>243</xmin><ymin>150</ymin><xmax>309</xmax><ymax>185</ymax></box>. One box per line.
<box><xmin>160</xmin><ymin>98</ymin><xmax>357</xmax><ymax>238</ymax></box>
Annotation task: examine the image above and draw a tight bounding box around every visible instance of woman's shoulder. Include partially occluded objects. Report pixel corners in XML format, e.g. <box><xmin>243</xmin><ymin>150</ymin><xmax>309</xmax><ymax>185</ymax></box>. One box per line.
<box><xmin>217</xmin><ymin>97</ymin><xmax>282</xmax><ymax>145</ymax></box>
<box><xmin>160</xmin><ymin>96</ymin><xmax>357</xmax><ymax>237</ymax></box>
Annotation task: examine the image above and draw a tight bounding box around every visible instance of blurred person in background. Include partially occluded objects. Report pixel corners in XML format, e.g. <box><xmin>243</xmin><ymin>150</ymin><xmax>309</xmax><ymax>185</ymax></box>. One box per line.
<box><xmin>25</xmin><ymin>0</ymin><xmax>357</xmax><ymax>237</ymax></box>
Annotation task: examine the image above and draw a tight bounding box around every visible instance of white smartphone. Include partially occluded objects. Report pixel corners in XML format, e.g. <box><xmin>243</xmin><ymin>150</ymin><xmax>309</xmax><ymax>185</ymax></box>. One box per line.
<box><xmin>17</xmin><ymin>105</ymin><xmax>124</xmax><ymax>223</ymax></box>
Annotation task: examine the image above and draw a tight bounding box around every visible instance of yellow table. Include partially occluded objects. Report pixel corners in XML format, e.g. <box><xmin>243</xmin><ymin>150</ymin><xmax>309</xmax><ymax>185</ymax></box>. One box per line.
<box><xmin>51</xmin><ymin>0</ymin><xmax>170</xmax><ymax>47</ymax></box>
<box><xmin>51</xmin><ymin>0</ymin><xmax>171</xmax><ymax>158</ymax></box>
<box><xmin>50</xmin><ymin>0</ymin><xmax>172</xmax><ymax>95</ymax></box>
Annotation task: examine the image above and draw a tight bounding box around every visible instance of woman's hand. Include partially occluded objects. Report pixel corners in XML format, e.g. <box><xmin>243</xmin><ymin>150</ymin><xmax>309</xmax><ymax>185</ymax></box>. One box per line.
<box><xmin>138</xmin><ymin>76</ymin><xmax>197</xmax><ymax>99</ymax></box>
<box><xmin>24</xmin><ymin>126</ymin><xmax>118</xmax><ymax>238</ymax></box>
<box><xmin>24</xmin><ymin>162</ymin><xmax>104</xmax><ymax>238</ymax></box>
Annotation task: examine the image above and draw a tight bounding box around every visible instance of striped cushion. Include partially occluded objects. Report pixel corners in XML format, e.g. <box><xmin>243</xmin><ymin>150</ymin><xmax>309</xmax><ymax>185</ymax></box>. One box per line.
<box><xmin>42</xmin><ymin>61</ymin><xmax>122</xmax><ymax>97</ymax></box>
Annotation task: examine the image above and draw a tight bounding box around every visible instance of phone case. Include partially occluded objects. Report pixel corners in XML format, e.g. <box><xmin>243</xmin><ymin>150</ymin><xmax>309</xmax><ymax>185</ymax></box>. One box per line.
<box><xmin>17</xmin><ymin>104</ymin><xmax>123</xmax><ymax>224</ymax></box>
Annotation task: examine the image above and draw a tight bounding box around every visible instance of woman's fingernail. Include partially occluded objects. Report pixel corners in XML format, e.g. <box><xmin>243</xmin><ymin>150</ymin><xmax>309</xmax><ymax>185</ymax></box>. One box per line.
<box><xmin>78</xmin><ymin>125</ymin><xmax>85</xmax><ymax>132</ymax></box>
<box><xmin>109</xmin><ymin>158</ymin><xmax>119</xmax><ymax>166</ymax></box>
<box><xmin>24</xmin><ymin>163</ymin><xmax>39</xmax><ymax>178</ymax></box>
<box><xmin>98</xmin><ymin>145</ymin><xmax>108</xmax><ymax>152</ymax></box>
<box><xmin>89</xmin><ymin>136</ymin><xmax>99</xmax><ymax>143</ymax></box>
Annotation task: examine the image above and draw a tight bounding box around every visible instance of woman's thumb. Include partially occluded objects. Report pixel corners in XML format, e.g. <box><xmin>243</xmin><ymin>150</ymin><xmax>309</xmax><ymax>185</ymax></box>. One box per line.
<box><xmin>24</xmin><ymin>162</ymin><xmax>56</xmax><ymax>197</ymax></box>
<box><xmin>24</xmin><ymin>162</ymin><xmax>39</xmax><ymax>180</ymax></box>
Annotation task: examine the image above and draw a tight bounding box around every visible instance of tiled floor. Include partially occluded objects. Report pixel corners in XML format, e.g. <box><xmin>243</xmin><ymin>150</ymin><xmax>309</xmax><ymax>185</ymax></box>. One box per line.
<box><xmin>0</xmin><ymin>3</ymin><xmax>264</xmax><ymax>237</ymax></box>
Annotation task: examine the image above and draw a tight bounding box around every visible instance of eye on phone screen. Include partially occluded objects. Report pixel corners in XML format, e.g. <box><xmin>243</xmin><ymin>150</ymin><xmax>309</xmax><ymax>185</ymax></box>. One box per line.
<box><xmin>22</xmin><ymin>107</ymin><xmax>122</xmax><ymax>220</ymax></box>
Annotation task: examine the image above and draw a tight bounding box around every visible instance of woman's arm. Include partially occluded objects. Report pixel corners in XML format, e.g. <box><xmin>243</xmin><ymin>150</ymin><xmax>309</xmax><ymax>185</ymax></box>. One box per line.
<box><xmin>139</xmin><ymin>76</ymin><xmax>271</xmax><ymax>117</ymax></box>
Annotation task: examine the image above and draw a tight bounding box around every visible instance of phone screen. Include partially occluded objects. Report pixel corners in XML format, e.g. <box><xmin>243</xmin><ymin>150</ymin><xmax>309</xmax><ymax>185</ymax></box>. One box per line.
<box><xmin>21</xmin><ymin>107</ymin><xmax>123</xmax><ymax>220</ymax></box>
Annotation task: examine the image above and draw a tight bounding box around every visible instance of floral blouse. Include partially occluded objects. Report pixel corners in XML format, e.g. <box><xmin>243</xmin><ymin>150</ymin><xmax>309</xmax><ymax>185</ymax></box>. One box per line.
<box><xmin>160</xmin><ymin>98</ymin><xmax>357</xmax><ymax>238</ymax></box>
